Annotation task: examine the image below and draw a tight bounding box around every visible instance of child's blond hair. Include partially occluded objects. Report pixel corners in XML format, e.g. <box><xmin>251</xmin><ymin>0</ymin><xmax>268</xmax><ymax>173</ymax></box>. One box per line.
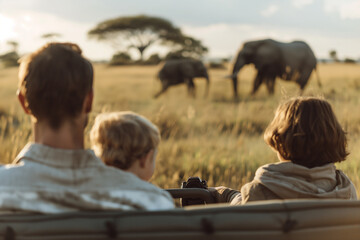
<box><xmin>264</xmin><ymin>96</ymin><xmax>348</xmax><ymax>168</ymax></box>
<box><xmin>90</xmin><ymin>111</ymin><xmax>160</xmax><ymax>169</ymax></box>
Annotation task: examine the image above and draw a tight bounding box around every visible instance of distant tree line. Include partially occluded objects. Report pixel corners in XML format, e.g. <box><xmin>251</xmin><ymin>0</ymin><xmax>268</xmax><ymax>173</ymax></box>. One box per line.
<box><xmin>0</xmin><ymin>41</ymin><xmax>20</xmax><ymax>67</ymax></box>
<box><xmin>328</xmin><ymin>49</ymin><xmax>358</xmax><ymax>63</ymax></box>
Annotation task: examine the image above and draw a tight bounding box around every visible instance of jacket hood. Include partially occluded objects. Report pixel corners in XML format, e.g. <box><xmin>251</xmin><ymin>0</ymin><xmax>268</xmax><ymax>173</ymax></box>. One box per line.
<box><xmin>253</xmin><ymin>162</ymin><xmax>357</xmax><ymax>200</ymax></box>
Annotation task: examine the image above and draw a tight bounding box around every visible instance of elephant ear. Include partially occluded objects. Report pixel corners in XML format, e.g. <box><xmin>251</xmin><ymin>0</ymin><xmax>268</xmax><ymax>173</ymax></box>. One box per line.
<box><xmin>254</xmin><ymin>41</ymin><xmax>282</xmax><ymax>66</ymax></box>
<box><xmin>240</xmin><ymin>39</ymin><xmax>270</xmax><ymax>62</ymax></box>
<box><xmin>241</xmin><ymin>48</ymin><xmax>253</xmax><ymax>58</ymax></box>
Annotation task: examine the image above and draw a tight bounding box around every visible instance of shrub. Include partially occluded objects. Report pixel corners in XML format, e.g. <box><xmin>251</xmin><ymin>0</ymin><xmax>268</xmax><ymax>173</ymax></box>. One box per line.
<box><xmin>0</xmin><ymin>51</ymin><xmax>19</xmax><ymax>67</ymax></box>
<box><xmin>144</xmin><ymin>54</ymin><xmax>162</xmax><ymax>65</ymax></box>
<box><xmin>344</xmin><ymin>58</ymin><xmax>356</xmax><ymax>64</ymax></box>
<box><xmin>109</xmin><ymin>52</ymin><xmax>132</xmax><ymax>66</ymax></box>
<box><xmin>208</xmin><ymin>61</ymin><xmax>225</xmax><ymax>69</ymax></box>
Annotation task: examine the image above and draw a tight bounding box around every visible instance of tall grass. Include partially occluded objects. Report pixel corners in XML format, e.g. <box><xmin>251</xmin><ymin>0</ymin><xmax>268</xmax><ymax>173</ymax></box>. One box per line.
<box><xmin>1</xmin><ymin>63</ymin><xmax>360</xmax><ymax>195</ymax></box>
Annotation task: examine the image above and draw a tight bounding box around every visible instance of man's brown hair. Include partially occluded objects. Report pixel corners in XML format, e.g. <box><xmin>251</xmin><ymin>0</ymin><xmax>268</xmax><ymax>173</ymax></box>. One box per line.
<box><xmin>18</xmin><ymin>42</ymin><xmax>93</xmax><ymax>129</ymax></box>
<box><xmin>264</xmin><ymin>96</ymin><xmax>348</xmax><ymax>168</ymax></box>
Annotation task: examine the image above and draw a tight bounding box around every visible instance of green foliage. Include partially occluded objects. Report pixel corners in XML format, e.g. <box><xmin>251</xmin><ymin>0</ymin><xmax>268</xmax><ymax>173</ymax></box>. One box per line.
<box><xmin>88</xmin><ymin>15</ymin><xmax>181</xmax><ymax>61</ymax></box>
<box><xmin>344</xmin><ymin>58</ymin><xmax>356</xmax><ymax>64</ymax></box>
<box><xmin>221</xmin><ymin>57</ymin><xmax>231</xmax><ymax>63</ymax></box>
<box><xmin>144</xmin><ymin>53</ymin><xmax>162</xmax><ymax>65</ymax></box>
<box><xmin>109</xmin><ymin>52</ymin><xmax>133</xmax><ymax>66</ymax></box>
<box><xmin>208</xmin><ymin>61</ymin><xmax>226</xmax><ymax>69</ymax></box>
<box><xmin>164</xmin><ymin>50</ymin><xmax>189</xmax><ymax>60</ymax></box>
<box><xmin>167</xmin><ymin>35</ymin><xmax>208</xmax><ymax>59</ymax></box>
<box><xmin>41</xmin><ymin>32</ymin><xmax>62</xmax><ymax>41</ymax></box>
<box><xmin>329</xmin><ymin>49</ymin><xmax>339</xmax><ymax>62</ymax></box>
<box><xmin>88</xmin><ymin>15</ymin><xmax>181</xmax><ymax>37</ymax></box>
<box><xmin>88</xmin><ymin>15</ymin><xmax>208</xmax><ymax>61</ymax></box>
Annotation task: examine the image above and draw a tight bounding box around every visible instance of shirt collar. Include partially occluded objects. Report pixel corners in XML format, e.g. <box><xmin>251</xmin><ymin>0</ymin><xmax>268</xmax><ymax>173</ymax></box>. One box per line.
<box><xmin>13</xmin><ymin>143</ymin><xmax>104</xmax><ymax>168</ymax></box>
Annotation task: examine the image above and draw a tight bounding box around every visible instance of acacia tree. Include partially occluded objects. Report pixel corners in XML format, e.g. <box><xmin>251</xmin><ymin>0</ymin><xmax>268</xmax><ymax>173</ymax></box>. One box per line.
<box><xmin>329</xmin><ymin>50</ymin><xmax>338</xmax><ymax>62</ymax></box>
<box><xmin>88</xmin><ymin>15</ymin><xmax>207</xmax><ymax>61</ymax></box>
<box><xmin>166</xmin><ymin>35</ymin><xmax>208</xmax><ymax>59</ymax></box>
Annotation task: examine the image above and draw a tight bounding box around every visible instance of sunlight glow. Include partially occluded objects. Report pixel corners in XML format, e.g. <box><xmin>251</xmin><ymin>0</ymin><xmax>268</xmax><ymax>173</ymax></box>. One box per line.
<box><xmin>0</xmin><ymin>14</ymin><xmax>16</xmax><ymax>43</ymax></box>
<box><xmin>23</xmin><ymin>15</ymin><xmax>32</xmax><ymax>22</ymax></box>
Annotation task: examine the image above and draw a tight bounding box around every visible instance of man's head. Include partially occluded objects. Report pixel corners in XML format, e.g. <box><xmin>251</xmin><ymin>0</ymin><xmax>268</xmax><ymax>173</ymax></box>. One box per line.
<box><xmin>90</xmin><ymin>111</ymin><xmax>160</xmax><ymax>181</ymax></box>
<box><xmin>264</xmin><ymin>96</ymin><xmax>348</xmax><ymax>168</ymax></box>
<box><xmin>18</xmin><ymin>42</ymin><xmax>93</xmax><ymax>129</ymax></box>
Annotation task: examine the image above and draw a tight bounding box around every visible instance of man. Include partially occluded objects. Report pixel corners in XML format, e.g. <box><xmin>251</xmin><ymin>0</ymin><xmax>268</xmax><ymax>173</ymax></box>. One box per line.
<box><xmin>0</xmin><ymin>43</ymin><xmax>174</xmax><ymax>213</ymax></box>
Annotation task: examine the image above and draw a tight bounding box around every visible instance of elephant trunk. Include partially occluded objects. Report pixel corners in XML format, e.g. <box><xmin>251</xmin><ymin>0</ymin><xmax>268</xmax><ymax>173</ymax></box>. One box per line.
<box><xmin>204</xmin><ymin>73</ymin><xmax>210</xmax><ymax>97</ymax></box>
<box><xmin>231</xmin><ymin>57</ymin><xmax>246</xmax><ymax>99</ymax></box>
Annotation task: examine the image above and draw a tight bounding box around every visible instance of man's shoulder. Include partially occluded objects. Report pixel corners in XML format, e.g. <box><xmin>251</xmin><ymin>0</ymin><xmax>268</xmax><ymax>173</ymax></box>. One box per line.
<box><xmin>96</xmin><ymin>166</ymin><xmax>163</xmax><ymax>190</ymax></box>
<box><xmin>0</xmin><ymin>162</ymin><xmax>26</xmax><ymax>174</ymax></box>
<box><xmin>0</xmin><ymin>162</ymin><xmax>30</xmax><ymax>187</ymax></box>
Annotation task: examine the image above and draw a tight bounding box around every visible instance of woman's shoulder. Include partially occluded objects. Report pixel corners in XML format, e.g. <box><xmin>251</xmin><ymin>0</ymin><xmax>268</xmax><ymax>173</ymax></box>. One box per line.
<box><xmin>241</xmin><ymin>180</ymin><xmax>281</xmax><ymax>204</ymax></box>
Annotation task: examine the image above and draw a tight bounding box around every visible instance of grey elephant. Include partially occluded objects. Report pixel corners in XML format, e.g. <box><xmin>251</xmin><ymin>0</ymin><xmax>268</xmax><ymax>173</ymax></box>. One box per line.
<box><xmin>154</xmin><ymin>59</ymin><xmax>210</xmax><ymax>98</ymax></box>
<box><xmin>230</xmin><ymin>39</ymin><xmax>321</xmax><ymax>98</ymax></box>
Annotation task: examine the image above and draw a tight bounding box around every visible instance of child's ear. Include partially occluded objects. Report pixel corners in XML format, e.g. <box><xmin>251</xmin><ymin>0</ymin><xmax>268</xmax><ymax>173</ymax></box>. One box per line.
<box><xmin>139</xmin><ymin>150</ymin><xmax>154</xmax><ymax>168</ymax></box>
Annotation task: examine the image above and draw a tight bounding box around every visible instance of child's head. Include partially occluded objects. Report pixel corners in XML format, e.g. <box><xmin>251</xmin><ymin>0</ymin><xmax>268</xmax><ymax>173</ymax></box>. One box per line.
<box><xmin>264</xmin><ymin>96</ymin><xmax>348</xmax><ymax>168</ymax></box>
<box><xmin>90</xmin><ymin>111</ymin><xmax>160</xmax><ymax>181</ymax></box>
<box><xmin>18</xmin><ymin>42</ymin><xmax>93</xmax><ymax>129</ymax></box>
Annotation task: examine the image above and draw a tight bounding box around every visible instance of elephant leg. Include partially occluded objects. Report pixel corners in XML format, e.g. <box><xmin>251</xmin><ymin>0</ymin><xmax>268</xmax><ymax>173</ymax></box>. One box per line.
<box><xmin>204</xmin><ymin>78</ymin><xmax>210</xmax><ymax>98</ymax></box>
<box><xmin>232</xmin><ymin>76</ymin><xmax>238</xmax><ymax>99</ymax></box>
<box><xmin>154</xmin><ymin>85</ymin><xmax>169</xmax><ymax>98</ymax></box>
<box><xmin>186</xmin><ymin>78</ymin><xmax>196</xmax><ymax>98</ymax></box>
<box><xmin>154</xmin><ymin>80</ymin><xmax>170</xmax><ymax>98</ymax></box>
<box><xmin>296</xmin><ymin>70</ymin><xmax>312</xmax><ymax>95</ymax></box>
<box><xmin>252</xmin><ymin>72</ymin><xmax>263</xmax><ymax>95</ymax></box>
<box><xmin>266</xmin><ymin>77</ymin><xmax>276</xmax><ymax>95</ymax></box>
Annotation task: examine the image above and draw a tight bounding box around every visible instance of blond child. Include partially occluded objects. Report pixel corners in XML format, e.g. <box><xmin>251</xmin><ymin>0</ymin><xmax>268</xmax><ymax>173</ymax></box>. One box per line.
<box><xmin>0</xmin><ymin>42</ymin><xmax>174</xmax><ymax>213</ymax></box>
<box><xmin>211</xmin><ymin>96</ymin><xmax>357</xmax><ymax>204</ymax></box>
<box><xmin>90</xmin><ymin>111</ymin><xmax>174</xmax><ymax>208</ymax></box>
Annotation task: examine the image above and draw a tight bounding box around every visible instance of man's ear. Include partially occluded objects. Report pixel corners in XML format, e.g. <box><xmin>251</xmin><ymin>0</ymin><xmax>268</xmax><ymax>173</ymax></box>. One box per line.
<box><xmin>84</xmin><ymin>89</ymin><xmax>93</xmax><ymax>113</ymax></box>
<box><xmin>17</xmin><ymin>90</ymin><xmax>30</xmax><ymax>114</ymax></box>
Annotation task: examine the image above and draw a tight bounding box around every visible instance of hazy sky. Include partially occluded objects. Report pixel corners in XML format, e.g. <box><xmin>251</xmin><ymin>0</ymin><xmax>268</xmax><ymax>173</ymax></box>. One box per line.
<box><xmin>1</xmin><ymin>0</ymin><xmax>360</xmax><ymax>61</ymax></box>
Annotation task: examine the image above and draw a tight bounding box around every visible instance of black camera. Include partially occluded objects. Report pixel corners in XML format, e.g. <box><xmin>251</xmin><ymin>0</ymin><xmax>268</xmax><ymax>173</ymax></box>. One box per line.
<box><xmin>181</xmin><ymin>177</ymin><xmax>208</xmax><ymax>206</ymax></box>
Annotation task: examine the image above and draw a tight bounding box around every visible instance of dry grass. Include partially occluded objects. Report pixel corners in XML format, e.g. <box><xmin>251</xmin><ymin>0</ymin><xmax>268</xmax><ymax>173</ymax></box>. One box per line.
<box><xmin>1</xmin><ymin>62</ymin><xmax>360</xmax><ymax>194</ymax></box>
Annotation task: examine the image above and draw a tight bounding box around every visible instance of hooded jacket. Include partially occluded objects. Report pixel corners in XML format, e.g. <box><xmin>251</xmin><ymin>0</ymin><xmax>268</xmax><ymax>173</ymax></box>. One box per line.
<box><xmin>213</xmin><ymin>162</ymin><xmax>357</xmax><ymax>205</ymax></box>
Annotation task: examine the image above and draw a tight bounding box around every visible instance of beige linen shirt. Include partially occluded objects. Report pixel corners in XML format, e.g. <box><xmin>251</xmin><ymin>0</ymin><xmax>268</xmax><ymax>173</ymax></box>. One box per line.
<box><xmin>0</xmin><ymin>143</ymin><xmax>174</xmax><ymax>213</ymax></box>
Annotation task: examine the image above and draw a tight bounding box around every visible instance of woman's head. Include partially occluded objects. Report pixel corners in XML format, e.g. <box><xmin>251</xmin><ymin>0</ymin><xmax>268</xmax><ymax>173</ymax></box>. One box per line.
<box><xmin>264</xmin><ymin>96</ymin><xmax>348</xmax><ymax>168</ymax></box>
<box><xmin>90</xmin><ymin>111</ymin><xmax>160</xmax><ymax>180</ymax></box>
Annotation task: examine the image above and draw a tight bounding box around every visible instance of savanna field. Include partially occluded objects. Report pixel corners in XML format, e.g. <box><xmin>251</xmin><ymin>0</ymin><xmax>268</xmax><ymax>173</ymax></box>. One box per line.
<box><xmin>1</xmin><ymin>63</ymin><xmax>360</xmax><ymax>194</ymax></box>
